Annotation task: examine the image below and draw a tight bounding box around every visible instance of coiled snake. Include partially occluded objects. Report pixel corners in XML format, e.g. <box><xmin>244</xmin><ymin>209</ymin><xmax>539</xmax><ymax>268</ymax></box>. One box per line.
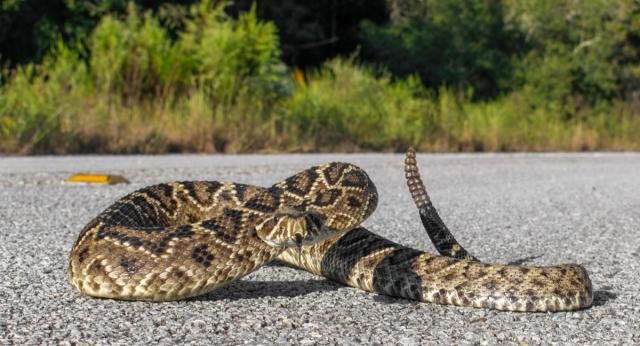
<box><xmin>68</xmin><ymin>149</ymin><xmax>593</xmax><ymax>311</ymax></box>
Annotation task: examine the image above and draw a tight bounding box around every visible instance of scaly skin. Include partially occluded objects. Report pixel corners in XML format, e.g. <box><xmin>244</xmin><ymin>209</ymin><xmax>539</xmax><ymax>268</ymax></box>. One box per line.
<box><xmin>68</xmin><ymin>163</ymin><xmax>377</xmax><ymax>301</ymax></box>
<box><xmin>279</xmin><ymin>227</ymin><xmax>592</xmax><ymax>312</ymax></box>
<box><xmin>69</xmin><ymin>151</ymin><xmax>593</xmax><ymax>311</ymax></box>
<box><xmin>279</xmin><ymin>148</ymin><xmax>592</xmax><ymax>312</ymax></box>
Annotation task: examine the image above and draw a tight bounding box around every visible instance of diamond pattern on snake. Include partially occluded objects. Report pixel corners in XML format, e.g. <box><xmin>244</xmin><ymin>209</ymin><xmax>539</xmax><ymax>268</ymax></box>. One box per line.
<box><xmin>68</xmin><ymin>149</ymin><xmax>592</xmax><ymax>311</ymax></box>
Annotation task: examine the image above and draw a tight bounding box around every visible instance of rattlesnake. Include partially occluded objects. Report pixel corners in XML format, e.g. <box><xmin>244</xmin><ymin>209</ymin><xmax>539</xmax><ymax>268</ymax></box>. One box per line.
<box><xmin>68</xmin><ymin>149</ymin><xmax>593</xmax><ymax>311</ymax></box>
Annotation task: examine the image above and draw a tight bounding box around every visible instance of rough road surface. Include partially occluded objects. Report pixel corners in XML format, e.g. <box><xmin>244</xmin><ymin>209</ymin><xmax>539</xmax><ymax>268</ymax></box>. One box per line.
<box><xmin>1</xmin><ymin>153</ymin><xmax>638</xmax><ymax>345</ymax></box>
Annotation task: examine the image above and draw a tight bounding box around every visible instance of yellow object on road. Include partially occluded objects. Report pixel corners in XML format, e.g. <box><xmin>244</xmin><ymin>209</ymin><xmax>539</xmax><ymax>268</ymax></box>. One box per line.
<box><xmin>65</xmin><ymin>174</ymin><xmax>129</xmax><ymax>184</ymax></box>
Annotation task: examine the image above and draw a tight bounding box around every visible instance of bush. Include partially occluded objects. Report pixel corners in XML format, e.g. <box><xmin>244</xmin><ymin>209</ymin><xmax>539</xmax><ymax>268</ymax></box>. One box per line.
<box><xmin>359</xmin><ymin>0</ymin><xmax>521</xmax><ymax>100</ymax></box>
<box><xmin>0</xmin><ymin>40</ymin><xmax>89</xmax><ymax>153</ymax></box>
<box><xmin>1</xmin><ymin>0</ymin><xmax>639</xmax><ymax>154</ymax></box>
<box><xmin>508</xmin><ymin>0</ymin><xmax>640</xmax><ymax>105</ymax></box>
<box><xmin>0</xmin><ymin>1</ymin><xmax>288</xmax><ymax>153</ymax></box>
<box><xmin>284</xmin><ymin>58</ymin><xmax>433</xmax><ymax>151</ymax></box>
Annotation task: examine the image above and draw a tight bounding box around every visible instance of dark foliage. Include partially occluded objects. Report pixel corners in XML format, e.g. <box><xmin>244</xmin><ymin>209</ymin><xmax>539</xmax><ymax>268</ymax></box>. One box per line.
<box><xmin>227</xmin><ymin>0</ymin><xmax>388</xmax><ymax>67</ymax></box>
<box><xmin>359</xmin><ymin>0</ymin><xmax>526</xmax><ymax>100</ymax></box>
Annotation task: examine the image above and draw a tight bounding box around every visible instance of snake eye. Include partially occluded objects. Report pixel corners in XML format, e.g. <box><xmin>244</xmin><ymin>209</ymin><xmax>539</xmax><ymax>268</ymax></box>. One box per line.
<box><xmin>305</xmin><ymin>212</ymin><xmax>324</xmax><ymax>231</ymax></box>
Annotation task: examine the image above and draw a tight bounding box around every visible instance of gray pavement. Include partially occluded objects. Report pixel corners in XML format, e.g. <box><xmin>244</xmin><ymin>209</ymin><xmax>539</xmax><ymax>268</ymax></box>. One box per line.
<box><xmin>1</xmin><ymin>153</ymin><xmax>639</xmax><ymax>345</ymax></box>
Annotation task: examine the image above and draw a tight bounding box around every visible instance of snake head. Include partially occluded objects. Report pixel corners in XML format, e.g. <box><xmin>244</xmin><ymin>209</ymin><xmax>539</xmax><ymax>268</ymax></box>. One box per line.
<box><xmin>256</xmin><ymin>209</ymin><xmax>332</xmax><ymax>248</ymax></box>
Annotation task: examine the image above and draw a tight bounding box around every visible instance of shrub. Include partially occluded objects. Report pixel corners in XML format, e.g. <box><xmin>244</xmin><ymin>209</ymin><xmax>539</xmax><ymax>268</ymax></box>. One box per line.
<box><xmin>0</xmin><ymin>1</ymin><xmax>288</xmax><ymax>153</ymax></box>
<box><xmin>284</xmin><ymin>58</ymin><xmax>433</xmax><ymax>151</ymax></box>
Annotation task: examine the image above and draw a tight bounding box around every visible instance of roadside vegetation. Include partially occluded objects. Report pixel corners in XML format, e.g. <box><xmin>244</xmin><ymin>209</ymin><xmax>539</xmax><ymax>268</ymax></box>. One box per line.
<box><xmin>1</xmin><ymin>0</ymin><xmax>638</xmax><ymax>153</ymax></box>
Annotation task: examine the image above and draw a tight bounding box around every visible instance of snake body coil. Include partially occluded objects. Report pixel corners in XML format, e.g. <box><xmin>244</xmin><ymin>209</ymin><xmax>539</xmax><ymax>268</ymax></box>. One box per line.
<box><xmin>69</xmin><ymin>151</ymin><xmax>592</xmax><ymax>311</ymax></box>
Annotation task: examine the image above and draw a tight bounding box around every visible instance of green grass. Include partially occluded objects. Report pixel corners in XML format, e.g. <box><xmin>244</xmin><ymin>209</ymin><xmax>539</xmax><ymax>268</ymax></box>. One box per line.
<box><xmin>1</xmin><ymin>1</ymin><xmax>638</xmax><ymax>154</ymax></box>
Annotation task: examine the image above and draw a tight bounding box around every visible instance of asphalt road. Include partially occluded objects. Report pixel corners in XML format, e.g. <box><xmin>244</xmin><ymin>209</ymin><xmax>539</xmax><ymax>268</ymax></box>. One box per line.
<box><xmin>1</xmin><ymin>153</ymin><xmax>639</xmax><ymax>345</ymax></box>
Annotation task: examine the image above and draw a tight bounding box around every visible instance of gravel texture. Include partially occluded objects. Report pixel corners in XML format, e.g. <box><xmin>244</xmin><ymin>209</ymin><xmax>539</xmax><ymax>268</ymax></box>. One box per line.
<box><xmin>1</xmin><ymin>153</ymin><xmax>639</xmax><ymax>345</ymax></box>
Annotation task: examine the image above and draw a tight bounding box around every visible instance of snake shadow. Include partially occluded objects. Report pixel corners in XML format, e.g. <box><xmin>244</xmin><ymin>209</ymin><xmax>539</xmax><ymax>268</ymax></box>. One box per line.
<box><xmin>191</xmin><ymin>278</ymin><xmax>341</xmax><ymax>302</ymax></box>
<box><xmin>506</xmin><ymin>254</ymin><xmax>544</xmax><ymax>265</ymax></box>
<box><xmin>592</xmin><ymin>287</ymin><xmax>618</xmax><ymax>307</ymax></box>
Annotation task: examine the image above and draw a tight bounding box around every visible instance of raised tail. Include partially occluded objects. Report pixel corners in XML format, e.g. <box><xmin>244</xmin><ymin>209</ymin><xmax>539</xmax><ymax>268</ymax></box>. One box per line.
<box><xmin>404</xmin><ymin>147</ymin><xmax>477</xmax><ymax>261</ymax></box>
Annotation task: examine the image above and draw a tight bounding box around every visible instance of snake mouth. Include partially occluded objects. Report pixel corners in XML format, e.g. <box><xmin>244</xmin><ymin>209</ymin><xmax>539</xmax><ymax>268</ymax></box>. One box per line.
<box><xmin>297</xmin><ymin>225</ymin><xmax>340</xmax><ymax>246</ymax></box>
<box><xmin>259</xmin><ymin>229</ymin><xmax>337</xmax><ymax>248</ymax></box>
<box><xmin>256</xmin><ymin>210</ymin><xmax>340</xmax><ymax>248</ymax></box>
<box><xmin>273</xmin><ymin>223</ymin><xmax>339</xmax><ymax>248</ymax></box>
